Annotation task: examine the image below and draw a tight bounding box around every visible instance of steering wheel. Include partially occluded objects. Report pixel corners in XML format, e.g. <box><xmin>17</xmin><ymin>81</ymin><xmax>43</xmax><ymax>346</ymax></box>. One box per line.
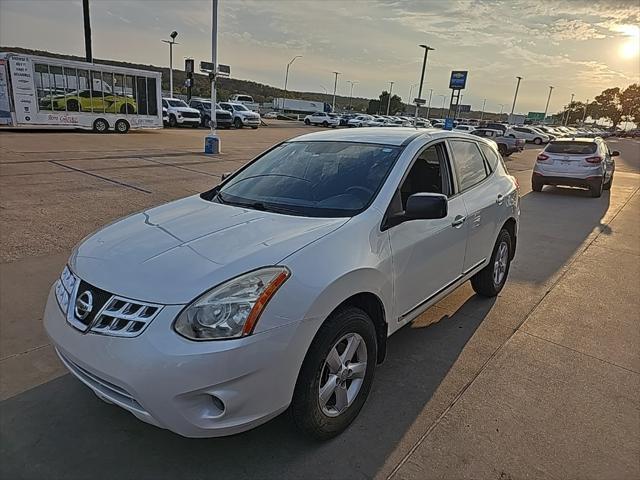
<box><xmin>345</xmin><ymin>185</ymin><xmax>374</xmax><ymax>202</ymax></box>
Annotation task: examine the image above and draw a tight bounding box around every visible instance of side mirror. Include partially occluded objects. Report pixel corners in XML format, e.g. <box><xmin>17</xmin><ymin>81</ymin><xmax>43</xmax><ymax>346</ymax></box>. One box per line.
<box><xmin>405</xmin><ymin>193</ymin><xmax>448</xmax><ymax>220</ymax></box>
<box><xmin>221</xmin><ymin>172</ymin><xmax>231</xmax><ymax>180</ymax></box>
<box><xmin>611</xmin><ymin>151</ymin><xmax>620</xmax><ymax>157</ymax></box>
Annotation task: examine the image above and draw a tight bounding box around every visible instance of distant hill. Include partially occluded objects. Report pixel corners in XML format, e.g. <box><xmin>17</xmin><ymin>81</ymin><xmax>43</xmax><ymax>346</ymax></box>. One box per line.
<box><xmin>0</xmin><ymin>46</ymin><xmax>370</xmax><ymax>111</ymax></box>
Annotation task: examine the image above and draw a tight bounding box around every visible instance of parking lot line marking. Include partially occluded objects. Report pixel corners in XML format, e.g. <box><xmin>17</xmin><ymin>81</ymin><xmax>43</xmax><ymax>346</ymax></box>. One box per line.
<box><xmin>140</xmin><ymin>157</ymin><xmax>222</xmax><ymax>178</ymax></box>
<box><xmin>49</xmin><ymin>160</ymin><xmax>152</xmax><ymax>194</ymax></box>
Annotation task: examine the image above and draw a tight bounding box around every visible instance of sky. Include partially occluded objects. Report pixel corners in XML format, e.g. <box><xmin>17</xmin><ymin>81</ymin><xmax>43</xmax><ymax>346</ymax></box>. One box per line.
<box><xmin>0</xmin><ymin>0</ymin><xmax>639</xmax><ymax>114</ymax></box>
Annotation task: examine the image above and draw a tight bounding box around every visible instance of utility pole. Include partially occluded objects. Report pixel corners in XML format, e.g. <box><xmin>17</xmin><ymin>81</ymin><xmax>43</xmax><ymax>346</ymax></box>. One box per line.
<box><xmin>331</xmin><ymin>71</ymin><xmax>340</xmax><ymax>112</ymax></box>
<box><xmin>564</xmin><ymin>92</ymin><xmax>575</xmax><ymax>126</ymax></box>
<box><xmin>282</xmin><ymin>55</ymin><xmax>302</xmax><ymax>113</ymax></box>
<box><xmin>511</xmin><ymin>76</ymin><xmax>522</xmax><ymax>115</ymax></box>
<box><xmin>543</xmin><ymin>86</ymin><xmax>554</xmax><ymax>124</ymax></box>
<box><xmin>82</xmin><ymin>0</ymin><xmax>92</xmax><ymax>62</ymax></box>
<box><xmin>426</xmin><ymin>89</ymin><xmax>433</xmax><ymax>118</ymax></box>
<box><xmin>162</xmin><ymin>31</ymin><xmax>179</xmax><ymax>97</ymax></box>
<box><xmin>386</xmin><ymin>81</ymin><xmax>395</xmax><ymax>115</ymax></box>
<box><xmin>205</xmin><ymin>0</ymin><xmax>219</xmax><ymax>154</ymax></box>
<box><xmin>347</xmin><ymin>81</ymin><xmax>358</xmax><ymax>111</ymax></box>
<box><xmin>480</xmin><ymin>98</ymin><xmax>486</xmax><ymax>121</ymax></box>
<box><xmin>415</xmin><ymin>44</ymin><xmax>435</xmax><ymax>123</ymax></box>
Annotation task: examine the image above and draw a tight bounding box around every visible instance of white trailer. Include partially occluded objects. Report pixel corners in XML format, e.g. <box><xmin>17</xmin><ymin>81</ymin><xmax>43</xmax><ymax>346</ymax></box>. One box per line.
<box><xmin>0</xmin><ymin>52</ymin><xmax>162</xmax><ymax>133</ymax></box>
<box><xmin>273</xmin><ymin>98</ymin><xmax>330</xmax><ymax>114</ymax></box>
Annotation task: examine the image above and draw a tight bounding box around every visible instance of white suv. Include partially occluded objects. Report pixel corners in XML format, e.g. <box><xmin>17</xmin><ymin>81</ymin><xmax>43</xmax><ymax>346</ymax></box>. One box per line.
<box><xmin>304</xmin><ymin>112</ymin><xmax>340</xmax><ymax>127</ymax></box>
<box><xmin>507</xmin><ymin>126</ymin><xmax>550</xmax><ymax>144</ymax></box>
<box><xmin>162</xmin><ymin>98</ymin><xmax>201</xmax><ymax>128</ymax></box>
<box><xmin>44</xmin><ymin>128</ymin><xmax>519</xmax><ymax>440</ymax></box>
<box><xmin>219</xmin><ymin>102</ymin><xmax>261</xmax><ymax>129</ymax></box>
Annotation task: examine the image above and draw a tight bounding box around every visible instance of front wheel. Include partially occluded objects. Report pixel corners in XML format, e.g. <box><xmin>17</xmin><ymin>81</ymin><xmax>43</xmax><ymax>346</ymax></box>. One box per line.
<box><xmin>291</xmin><ymin>307</ymin><xmax>377</xmax><ymax>440</ymax></box>
<box><xmin>304</xmin><ymin>119</ymin><xmax>311</xmax><ymax>125</ymax></box>
<box><xmin>471</xmin><ymin>228</ymin><xmax>513</xmax><ymax>297</ymax></box>
<box><xmin>234</xmin><ymin>118</ymin><xmax>243</xmax><ymax>129</ymax></box>
<box><xmin>322</xmin><ymin>121</ymin><xmax>329</xmax><ymax>127</ymax></box>
<box><xmin>533</xmin><ymin>137</ymin><xmax>542</xmax><ymax>145</ymax></box>
<box><xmin>168</xmin><ymin>115</ymin><xmax>177</xmax><ymax>128</ymax></box>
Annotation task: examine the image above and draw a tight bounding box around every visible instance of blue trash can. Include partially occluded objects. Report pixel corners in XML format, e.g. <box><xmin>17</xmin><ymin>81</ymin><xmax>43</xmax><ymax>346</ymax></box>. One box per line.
<box><xmin>204</xmin><ymin>134</ymin><xmax>220</xmax><ymax>154</ymax></box>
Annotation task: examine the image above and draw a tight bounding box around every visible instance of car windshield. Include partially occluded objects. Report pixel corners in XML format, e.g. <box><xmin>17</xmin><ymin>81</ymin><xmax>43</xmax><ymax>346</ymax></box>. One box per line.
<box><xmin>546</xmin><ymin>141</ymin><xmax>597</xmax><ymax>154</ymax></box>
<box><xmin>233</xmin><ymin>104</ymin><xmax>249</xmax><ymax>111</ymax></box>
<box><xmin>213</xmin><ymin>141</ymin><xmax>402</xmax><ymax>217</ymax></box>
<box><xmin>167</xmin><ymin>99</ymin><xmax>188</xmax><ymax>107</ymax></box>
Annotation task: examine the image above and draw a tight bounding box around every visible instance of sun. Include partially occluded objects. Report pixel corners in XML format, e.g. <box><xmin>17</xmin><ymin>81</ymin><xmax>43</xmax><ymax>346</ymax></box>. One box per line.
<box><xmin>616</xmin><ymin>24</ymin><xmax>639</xmax><ymax>59</ymax></box>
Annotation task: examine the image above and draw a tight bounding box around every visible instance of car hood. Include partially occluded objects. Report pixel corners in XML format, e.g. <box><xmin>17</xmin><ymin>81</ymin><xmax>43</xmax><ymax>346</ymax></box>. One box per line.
<box><xmin>70</xmin><ymin>195</ymin><xmax>348</xmax><ymax>304</ymax></box>
<box><xmin>172</xmin><ymin>106</ymin><xmax>200</xmax><ymax>114</ymax></box>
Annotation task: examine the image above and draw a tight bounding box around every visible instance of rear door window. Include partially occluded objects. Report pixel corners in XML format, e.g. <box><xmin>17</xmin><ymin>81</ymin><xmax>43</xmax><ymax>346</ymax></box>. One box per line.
<box><xmin>546</xmin><ymin>142</ymin><xmax>597</xmax><ymax>154</ymax></box>
<box><xmin>449</xmin><ymin>140</ymin><xmax>488</xmax><ymax>191</ymax></box>
<box><xmin>479</xmin><ymin>143</ymin><xmax>500</xmax><ymax>172</ymax></box>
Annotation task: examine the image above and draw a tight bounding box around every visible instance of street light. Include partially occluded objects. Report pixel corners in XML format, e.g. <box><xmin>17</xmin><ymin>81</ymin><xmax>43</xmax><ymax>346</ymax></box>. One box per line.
<box><xmin>510</xmin><ymin>75</ymin><xmax>523</xmax><ymax>115</ymax></box>
<box><xmin>564</xmin><ymin>92</ymin><xmax>575</xmax><ymax>126</ymax></box>
<box><xmin>499</xmin><ymin>104</ymin><xmax>505</xmax><ymax>116</ymax></box>
<box><xmin>386</xmin><ymin>81</ymin><xmax>395</xmax><ymax>115</ymax></box>
<box><xmin>438</xmin><ymin>94</ymin><xmax>446</xmax><ymax>116</ymax></box>
<box><xmin>415</xmin><ymin>44</ymin><xmax>435</xmax><ymax>123</ymax></box>
<box><xmin>407</xmin><ymin>84</ymin><xmax>417</xmax><ymax>108</ymax></box>
<box><xmin>282</xmin><ymin>55</ymin><xmax>302</xmax><ymax>113</ymax></box>
<box><xmin>426</xmin><ymin>88</ymin><xmax>433</xmax><ymax>118</ymax></box>
<box><xmin>480</xmin><ymin>98</ymin><xmax>487</xmax><ymax>121</ymax></box>
<box><xmin>582</xmin><ymin>98</ymin><xmax>589</xmax><ymax>124</ymax></box>
<box><xmin>331</xmin><ymin>71</ymin><xmax>341</xmax><ymax>112</ymax></box>
<box><xmin>543</xmin><ymin>86</ymin><xmax>554</xmax><ymax>124</ymax></box>
<box><xmin>347</xmin><ymin>80</ymin><xmax>358</xmax><ymax>111</ymax></box>
<box><xmin>162</xmin><ymin>30</ymin><xmax>179</xmax><ymax>97</ymax></box>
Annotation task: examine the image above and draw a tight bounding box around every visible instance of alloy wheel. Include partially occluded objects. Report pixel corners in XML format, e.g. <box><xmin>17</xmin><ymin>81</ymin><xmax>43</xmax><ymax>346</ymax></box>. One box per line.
<box><xmin>493</xmin><ymin>241</ymin><xmax>509</xmax><ymax>286</ymax></box>
<box><xmin>318</xmin><ymin>332</ymin><xmax>368</xmax><ymax>417</ymax></box>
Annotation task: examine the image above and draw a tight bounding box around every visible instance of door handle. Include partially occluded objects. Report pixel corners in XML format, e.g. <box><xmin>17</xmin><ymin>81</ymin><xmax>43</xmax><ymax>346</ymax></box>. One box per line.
<box><xmin>496</xmin><ymin>194</ymin><xmax>504</xmax><ymax>205</ymax></box>
<box><xmin>451</xmin><ymin>215</ymin><xmax>466</xmax><ymax>228</ymax></box>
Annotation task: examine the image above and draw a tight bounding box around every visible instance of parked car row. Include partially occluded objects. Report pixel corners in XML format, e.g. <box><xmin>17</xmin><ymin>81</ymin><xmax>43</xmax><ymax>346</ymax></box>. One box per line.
<box><xmin>162</xmin><ymin>97</ymin><xmax>261</xmax><ymax>129</ymax></box>
<box><xmin>303</xmin><ymin>112</ymin><xmax>432</xmax><ymax>129</ymax></box>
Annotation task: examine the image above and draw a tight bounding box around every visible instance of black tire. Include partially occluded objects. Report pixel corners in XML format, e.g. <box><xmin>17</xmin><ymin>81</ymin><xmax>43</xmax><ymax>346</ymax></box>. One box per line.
<box><xmin>304</xmin><ymin>119</ymin><xmax>311</xmax><ymax>125</ymax></box>
<box><xmin>114</xmin><ymin>119</ymin><xmax>129</xmax><ymax>134</ymax></box>
<box><xmin>169</xmin><ymin>115</ymin><xmax>177</xmax><ymax>128</ymax></box>
<box><xmin>322</xmin><ymin>121</ymin><xmax>329</xmax><ymax>127</ymax></box>
<box><xmin>93</xmin><ymin>118</ymin><xmax>109</xmax><ymax>133</ymax></box>
<box><xmin>471</xmin><ymin>228</ymin><xmax>513</xmax><ymax>297</ymax></box>
<box><xmin>234</xmin><ymin>118</ymin><xmax>243</xmax><ymax>129</ymax></box>
<box><xmin>192</xmin><ymin>122</ymin><xmax>199</xmax><ymax>128</ymax></box>
<box><xmin>603</xmin><ymin>174</ymin><xmax>613</xmax><ymax>190</ymax></box>
<box><xmin>66</xmin><ymin>100</ymin><xmax>80</xmax><ymax>112</ymax></box>
<box><xmin>120</xmin><ymin>104</ymin><xmax>134</xmax><ymax>114</ymax></box>
<box><xmin>202</xmin><ymin>115</ymin><xmax>211</xmax><ymax>128</ymax></box>
<box><xmin>497</xmin><ymin>144</ymin><xmax>507</xmax><ymax>156</ymax></box>
<box><xmin>291</xmin><ymin>307</ymin><xmax>377</xmax><ymax>440</ymax></box>
<box><xmin>251</xmin><ymin>126</ymin><xmax>258</xmax><ymax>129</ymax></box>
<box><xmin>533</xmin><ymin>137</ymin><xmax>542</xmax><ymax>145</ymax></box>
<box><xmin>590</xmin><ymin>178</ymin><xmax>603</xmax><ymax>198</ymax></box>
<box><xmin>532</xmin><ymin>180</ymin><xmax>543</xmax><ymax>192</ymax></box>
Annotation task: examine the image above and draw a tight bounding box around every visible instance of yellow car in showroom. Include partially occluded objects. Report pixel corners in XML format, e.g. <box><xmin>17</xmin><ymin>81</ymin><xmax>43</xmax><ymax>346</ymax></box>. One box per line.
<box><xmin>40</xmin><ymin>90</ymin><xmax>137</xmax><ymax>114</ymax></box>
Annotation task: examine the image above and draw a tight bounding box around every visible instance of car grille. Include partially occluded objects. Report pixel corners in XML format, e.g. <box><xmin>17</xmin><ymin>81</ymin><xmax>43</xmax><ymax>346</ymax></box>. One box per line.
<box><xmin>61</xmin><ymin>269</ymin><xmax>163</xmax><ymax>337</ymax></box>
<box><xmin>217</xmin><ymin>112</ymin><xmax>232</xmax><ymax>120</ymax></box>
<box><xmin>181</xmin><ymin>112</ymin><xmax>200</xmax><ymax>119</ymax></box>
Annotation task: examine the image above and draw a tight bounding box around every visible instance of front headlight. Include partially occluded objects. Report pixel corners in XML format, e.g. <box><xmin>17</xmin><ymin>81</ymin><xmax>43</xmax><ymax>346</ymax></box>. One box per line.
<box><xmin>174</xmin><ymin>267</ymin><xmax>290</xmax><ymax>341</ymax></box>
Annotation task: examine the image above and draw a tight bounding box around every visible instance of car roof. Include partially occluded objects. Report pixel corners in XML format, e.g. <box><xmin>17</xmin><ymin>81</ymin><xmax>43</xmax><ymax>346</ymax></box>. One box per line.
<box><xmin>549</xmin><ymin>137</ymin><xmax>597</xmax><ymax>143</ymax></box>
<box><xmin>289</xmin><ymin>127</ymin><xmax>441</xmax><ymax>146</ymax></box>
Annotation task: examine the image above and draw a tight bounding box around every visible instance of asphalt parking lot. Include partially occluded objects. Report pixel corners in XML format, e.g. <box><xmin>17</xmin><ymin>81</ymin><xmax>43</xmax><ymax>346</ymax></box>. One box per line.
<box><xmin>1</xmin><ymin>125</ymin><xmax>639</xmax><ymax>479</ymax></box>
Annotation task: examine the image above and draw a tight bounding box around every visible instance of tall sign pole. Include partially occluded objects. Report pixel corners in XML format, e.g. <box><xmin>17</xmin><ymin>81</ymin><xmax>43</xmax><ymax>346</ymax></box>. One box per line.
<box><xmin>82</xmin><ymin>0</ymin><xmax>92</xmax><ymax>62</ymax></box>
<box><xmin>205</xmin><ymin>0</ymin><xmax>220</xmax><ymax>154</ymax></box>
<box><xmin>331</xmin><ymin>71</ymin><xmax>340</xmax><ymax>112</ymax></box>
<box><xmin>510</xmin><ymin>76</ymin><xmax>523</xmax><ymax>115</ymax></box>
<box><xmin>386</xmin><ymin>81</ymin><xmax>394</xmax><ymax>115</ymax></box>
<box><xmin>414</xmin><ymin>45</ymin><xmax>434</xmax><ymax>124</ymax></box>
<box><xmin>543</xmin><ymin>85</ymin><xmax>554</xmax><ymax>124</ymax></box>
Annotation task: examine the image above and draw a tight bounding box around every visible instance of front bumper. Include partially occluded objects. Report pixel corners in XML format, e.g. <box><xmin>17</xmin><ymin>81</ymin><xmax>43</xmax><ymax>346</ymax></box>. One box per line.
<box><xmin>43</xmin><ymin>286</ymin><xmax>313</xmax><ymax>438</ymax></box>
<box><xmin>176</xmin><ymin>117</ymin><xmax>201</xmax><ymax>125</ymax></box>
<box><xmin>240</xmin><ymin>117</ymin><xmax>260</xmax><ymax>126</ymax></box>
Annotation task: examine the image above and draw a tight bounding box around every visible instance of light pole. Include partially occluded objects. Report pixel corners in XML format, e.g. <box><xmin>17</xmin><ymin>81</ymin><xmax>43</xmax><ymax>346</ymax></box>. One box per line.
<box><xmin>282</xmin><ymin>55</ymin><xmax>302</xmax><ymax>113</ymax></box>
<box><xmin>564</xmin><ymin>92</ymin><xmax>575</xmax><ymax>126</ymax></box>
<box><xmin>480</xmin><ymin>98</ymin><xmax>487</xmax><ymax>121</ymax></box>
<box><xmin>543</xmin><ymin>85</ymin><xmax>554</xmax><ymax>124</ymax></box>
<box><xmin>510</xmin><ymin>76</ymin><xmax>522</xmax><ymax>115</ymax></box>
<box><xmin>456</xmin><ymin>93</ymin><xmax>464</xmax><ymax>119</ymax></box>
<box><xmin>205</xmin><ymin>0</ymin><xmax>219</xmax><ymax>154</ymax></box>
<box><xmin>582</xmin><ymin>98</ymin><xmax>589</xmax><ymax>124</ymax></box>
<box><xmin>426</xmin><ymin>88</ymin><xmax>433</xmax><ymax>118</ymax></box>
<box><xmin>347</xmin><ymin>80</ymin><xmax>358</xmax><ymax>111</ymax></box>
<box><xmin>386</xmin><ymin>81</ymin><xmax>395</xmax><ymax>115</ymax></box>
<box><xmin>415</xmin><ymin>44</ymin><xmax>435</xmax><ymax>123</ymax></box>
<box><xmin>407</xmin><ymin>84</ymin><xmax>417</xmax><ymax>109</ymax></box>
<box><xmin>162</xmin><ymin>31</ymin><xmax>178</xmax><ymax>97</ymax></box>
<box><xmin>82</xmin><ymin>0</ymin><xmax>92</xmax><ymax>62</ymax></box>
<box><xmin>438</xmin><ymin>94</ymin><xmax>446</xmax><ymax>117</ymax></box>
<box><xmin>499</xmin><ymin>104</ymin><xmax>505</xmax><ymax>116</ymax></box>
<box><xmin>331</xmin><ymin>71</ymin><xmax>340</xmax><ymax>112</ymax></box>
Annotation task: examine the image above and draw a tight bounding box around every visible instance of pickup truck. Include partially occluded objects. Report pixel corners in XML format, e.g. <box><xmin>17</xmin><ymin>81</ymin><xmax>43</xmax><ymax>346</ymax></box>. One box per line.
<box><xmin>471</xmin><ymin>128</ymin><xmax>525</xmax><ymax>156</ymax></box>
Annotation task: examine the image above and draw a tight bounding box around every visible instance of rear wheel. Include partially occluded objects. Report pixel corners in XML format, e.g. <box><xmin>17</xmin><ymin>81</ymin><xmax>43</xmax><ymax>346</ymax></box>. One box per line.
<box><xmin>114</xmin><ymin>119</ymin><xmax>129</xmax><ymax>134</ymax></box>
<box><xmin>471</xmin><ymin>229</ymin><xmax>513</xmax><ymax>297</ymax></box>
<box><xmin>291</xmin><ymin>307</ymin><xmax>377</xmax><ymax>440</ymax></box>
<box><xmin>603</xmin><ymin>174</ymin><xmax>613</xmax><ymax>190</ymax></box>
<box><xmin>66</xmin><ymin>99</ymin><xmax>79</xmax><ymax>112</ymax></box>
<box><xmin>532</xmin><ymin>180</ymin><xmax>543</xmax><ymax>192</ymax></box>
<box><xmin>120</xmin><ymin>104</ymin><xmax>134</xmax><ymax>114</ymax></box>
<box><xmin>533</xmin><ymin>137</ymin><xmax>542</xmax><ymax>145</ymax></box>
<box><xmin>497</xmin><ymin>144</ymin><xmax>507</xmax><ymax>156</ymax></box>
<box><xmin>590</xmin><ymin>178</ymin><xmax>603</xmax><ymax>198</ymax></box>
<box><xmin>92</xmin><ymin>118</ymin><xmax>109</xmax><ymax>133</ymax></box>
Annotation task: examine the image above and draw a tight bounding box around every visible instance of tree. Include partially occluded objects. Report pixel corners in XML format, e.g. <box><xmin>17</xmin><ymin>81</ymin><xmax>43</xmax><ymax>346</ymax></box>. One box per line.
<box><xmin>619</xmin><ymin>83</ymin><xmax>640</xmax><ymax>125</ymax></box>
<box><xmin>367</xmin><ymin>99</ymin><xmax>381</xmax><ymax>114</ymax></box>
<box><xmin>378</xmin><ymin>91</ymin><xmax>403</xmax><ymax>115</ymax></box>
<box><xmin>593</xmin><ymin>87</ymin><xmax>623</xmax><ymax>127</ymax></box>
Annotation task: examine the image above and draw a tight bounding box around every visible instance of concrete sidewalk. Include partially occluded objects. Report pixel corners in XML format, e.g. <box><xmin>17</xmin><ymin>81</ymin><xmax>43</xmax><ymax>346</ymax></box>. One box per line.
<box><xmin>389</xmin><ymin>190</ymin><xmax>640</xmax><ymax>479</ymax></box>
